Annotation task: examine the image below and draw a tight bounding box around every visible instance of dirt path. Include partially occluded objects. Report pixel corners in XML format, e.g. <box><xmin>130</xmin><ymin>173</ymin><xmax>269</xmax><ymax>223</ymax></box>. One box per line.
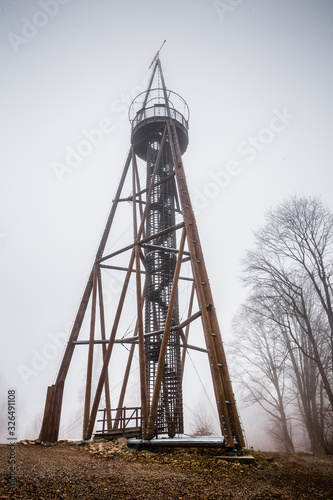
<box><xmin>0</xmin><ymin>441</ymin><xmax>332</xmax><ymax>499</ymax></box>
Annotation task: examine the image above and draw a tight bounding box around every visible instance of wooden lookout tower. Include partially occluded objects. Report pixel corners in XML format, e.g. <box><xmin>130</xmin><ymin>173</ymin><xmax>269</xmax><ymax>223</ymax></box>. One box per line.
<box><xmin>39</xmin><ymin>54</ymin><xmax>245</xmax><ymax>453</ymax></box>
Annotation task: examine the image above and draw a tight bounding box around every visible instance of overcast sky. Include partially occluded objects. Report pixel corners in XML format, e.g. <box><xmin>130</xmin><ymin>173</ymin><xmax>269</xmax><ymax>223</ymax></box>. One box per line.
<box><xmin>1</xmin><ymin>0</ymin><xmax>333</xmax><ymax>448</ymax></box>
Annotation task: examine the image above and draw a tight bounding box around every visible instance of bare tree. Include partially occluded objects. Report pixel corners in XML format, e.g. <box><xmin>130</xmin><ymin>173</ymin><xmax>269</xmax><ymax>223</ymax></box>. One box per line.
<box><xmin>191</xmin><ymin>403</ymin><xmax>215</xmax><ymax>437</ymax></box>
<box><xmin>246</xmin><ymin>198</ymin><xmax>333</xmax><ymax>362</ymax></box>
<box><xmin>231</xmin><ymin>307</ymin><xmax>295</xmax><ymax>452</ymax></box>
<box><xmin>236</xmin><ymin>196</ymin><xmax>333</xmax><ymax>453</ymax></box>
<box><xmin>252</xmin><ymin>284</ymin><xmax>329</xmax><ymax>451</ymax></box>
<box><xmin>282</xmin><ymin>309</ymin><xmax>327</xmax><ymax>453</ymax></box>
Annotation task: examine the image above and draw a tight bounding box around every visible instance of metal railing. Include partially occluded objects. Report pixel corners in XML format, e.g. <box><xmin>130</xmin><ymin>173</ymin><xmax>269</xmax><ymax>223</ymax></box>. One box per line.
<box><xmin>132</xmin><ymin>105</ymin><xmax>188</xmax><ymax>132</ymax></box>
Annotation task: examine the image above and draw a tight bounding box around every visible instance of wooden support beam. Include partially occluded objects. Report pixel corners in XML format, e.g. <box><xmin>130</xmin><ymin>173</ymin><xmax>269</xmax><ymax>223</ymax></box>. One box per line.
<box><xmin>99</xmin><ymin>263</ymin><xmax>193</xmax><ymax>283</ymax></box>
<box><xmin>83</xmin><ymin>265</ymin><xmax>98</xmax><ymax>439</ymax></box>
<box><xmin>113</xmin><ymin>342</ymin><xmax>136</xmax><ymax>431</ymax></box>
<box><xmin>38</xmin><ymin>150</ymin><xmax>133</xmax><ymax>443</ymax></box>
<box><xmin>97</xmin><ymin>271</ymin><xmax>112</xmax><ymax>431</ymax></box>
<box><xmin>86</xmin><ymin>128</ymin><xmax>169</xmax><ymax>439</ymax></box>
<box><xmin>146</xmin><ymin>228</ymin><xmax>186</xmax><ymax>439</ymax></box>
<box><xmin>131</xmin><ymin>310</ymin><xmax>202</xmax><ymax>339</ymax></box>
<box><xmin>132</xmin><ymin>148</ymin><xmax>148</xmax><ymax>435</ymax></box>
<box><xmin>133</xmin><ymin>172</ymin><xmax>175</xmax><ymax>199</ymax></box>
<box><xmin>162</xmin><ymin>108</ymin><xmax>244</xmax><ymax>448</ymax></box>
<box><xmin>140</xmin><ymin>222</ymin><xmax>185</xmax><ymax>245</ymax></box>
<box><xmin>97</xmin><ymin>129</ymin><xmax>172</xmax><ymax>265</ymax></box>
<box><xmin>85</xmin><ymin>247</ymin><xmax>136</xmax><ymax>439</ymax></box>
<box><xmin>97</xmin><ymin>242</ymin><xmax>135</xmax><ymax>264</ymax></box>
<box><xmin>182</xmin><ymin>282</ymin><xmax>195</xmax><ymax>378</ymax></box>
<box><xmin>119</xmin><ymin>172</ymin><xmax>175</xmax><ymax>202</ymax></box>
<box><xmin>58</xmin><ymin>147</ymin><xmax>132</xmax><ymax>383</ymax></box>
<box><xmin>72</xmin><ymin>338</ymin><xmax>207</xmax><ymax>353</ymax></box>
<box><xmin>39</xmin><ymin>385</ymin><xmax>54</xmax><ymax>442</ymax></box>
<box><xmin>39</xmin><ymin>381</ymin><xmax>64</xmax><ymax>443</ymax></box>
<box><xmin>98</xmin><ymin>223</ymin><xmax>186</xmax><ymax>266</ymax></box>
<box><xmin>141</xmin><ymin>242</ymin><xmax>190</xmax><ymax>256</ymax></box>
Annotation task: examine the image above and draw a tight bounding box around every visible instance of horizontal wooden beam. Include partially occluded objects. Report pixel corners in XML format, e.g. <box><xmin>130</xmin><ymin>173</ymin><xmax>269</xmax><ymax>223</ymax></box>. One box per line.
<box><xmin>141</xmin><ymin>242</ymin><xmax>190</xmax><ymax>256</ymax></box>
<box><xmin>99</xmin><ymin>264</ymin><xmax>193</xmax><ymax>282</ymax></box>
<box><xmin>72</xmin><ymin>338</ymin><xmax>207</xmax><ymax>353</ymax></box>
<box><xmin>97</xmin><ymin>222</ymin><xmax>185</xmax><ymax>264</ymax></box>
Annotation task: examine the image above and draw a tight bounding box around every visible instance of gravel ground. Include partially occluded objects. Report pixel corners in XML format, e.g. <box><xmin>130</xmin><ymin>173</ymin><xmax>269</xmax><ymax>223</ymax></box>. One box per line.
<box><xmin>0</xmin><ymin>440</ymin><xmax>333</xmax><ymax>499</ymax></box>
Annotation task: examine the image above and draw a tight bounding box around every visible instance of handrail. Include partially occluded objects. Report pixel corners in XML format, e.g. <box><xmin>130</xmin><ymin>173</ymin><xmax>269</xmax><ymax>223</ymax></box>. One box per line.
<box><xmin>129</xmin><ymin>88</ymin><xmax>190</xmax><ymax>124</ymax></box>
<box><xmin>132</xmin><ymin>105</ymin><xmax>188</xmax><ymax>132</ymax></box>
<box><xmin>96</xmin><ymin>406</ymin><xmax>142</xmax><ymax>433</ymax></box>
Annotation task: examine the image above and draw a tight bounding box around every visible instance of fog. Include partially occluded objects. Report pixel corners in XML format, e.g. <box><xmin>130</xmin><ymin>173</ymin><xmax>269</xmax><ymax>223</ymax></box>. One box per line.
<box><xmin>1</xmin><ymin>0</ymin><xmax>333</xmax><ymax>451</ymax></box>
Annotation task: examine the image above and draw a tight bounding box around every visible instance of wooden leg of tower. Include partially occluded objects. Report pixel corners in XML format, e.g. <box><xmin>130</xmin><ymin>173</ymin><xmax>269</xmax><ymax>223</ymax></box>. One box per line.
<box><xmin>197</xmin><ymin>297</ymin><xmax>235</xmax><ymax>447</ymax></box>
<box><xmin>166</xmin><ymin>119</ymin><xmax>244</xmax><ymax>449</ymax></box>
<box><xmin>51</xmin><ymin>381</ymin><xmax>64</xmax><ymax>443</ymax></box>
<box><xmin>208</xmin><ymin>313</ymin><xmax>245</xmax><ymax>448</ymax></box>
<box><xmin>40</xmin><ymin>279</ymin><xmax>93</xmax><ymax>442</ymax></box>
<box><xmin>55</xmin><ymin>273</ymin><xmax>94</xmax><ymax>386</ymax></box>
<box><xmin>39</xmin><ymin>381</ymin><xmax>64</xmax><ymax>442</ymax></box>
<box><xmin>185</xmin><ymin>226</ymin><xmax>245</xmax><ymax>448</ymax></box>
<box><xmin>184</xmin><ymin>223</ymin><xmax>245</xmax><ymax>447</ymax></box>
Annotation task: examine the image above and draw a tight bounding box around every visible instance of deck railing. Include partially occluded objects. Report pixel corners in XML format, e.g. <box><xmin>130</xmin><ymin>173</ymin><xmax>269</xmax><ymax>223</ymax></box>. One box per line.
<box><xmin>132</xmin><ymin>104</ymin><xmax>188</xmax><ymax>132</ymax></box>
<box><xmin>96</xmin><ymin>407</ymin><xmax>141</xmax><ymax>434</ymax></box>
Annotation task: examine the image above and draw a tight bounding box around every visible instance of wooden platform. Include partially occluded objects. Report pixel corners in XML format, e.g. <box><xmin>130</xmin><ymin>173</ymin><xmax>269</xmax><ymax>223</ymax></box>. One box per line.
<box><xmin>93</xmin><ymin>427</ymin><xmax>141</xmax><ymax>440</ymax></box>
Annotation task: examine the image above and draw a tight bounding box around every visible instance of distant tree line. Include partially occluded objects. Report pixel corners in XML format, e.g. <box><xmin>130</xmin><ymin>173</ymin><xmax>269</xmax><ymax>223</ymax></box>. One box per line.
<box><xmin>231</xmin><ymin>196</ymin><xmax>333</xmax><ymax>453</ymax></box>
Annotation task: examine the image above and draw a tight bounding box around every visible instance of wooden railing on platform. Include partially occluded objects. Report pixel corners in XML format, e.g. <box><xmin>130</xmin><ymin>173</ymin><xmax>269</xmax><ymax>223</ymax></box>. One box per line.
<box><xmin>96</xmin><ymin>407</ymin><xmax>141</xmax><ymax>435</ymax></box>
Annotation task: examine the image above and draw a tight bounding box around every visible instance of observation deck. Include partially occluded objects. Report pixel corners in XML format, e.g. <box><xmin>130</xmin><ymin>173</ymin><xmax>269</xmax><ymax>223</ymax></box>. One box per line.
<box><xmin>129</xmin><ymin>88</ymin><xmax>189</xmax><ymax>160</ymax></box>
